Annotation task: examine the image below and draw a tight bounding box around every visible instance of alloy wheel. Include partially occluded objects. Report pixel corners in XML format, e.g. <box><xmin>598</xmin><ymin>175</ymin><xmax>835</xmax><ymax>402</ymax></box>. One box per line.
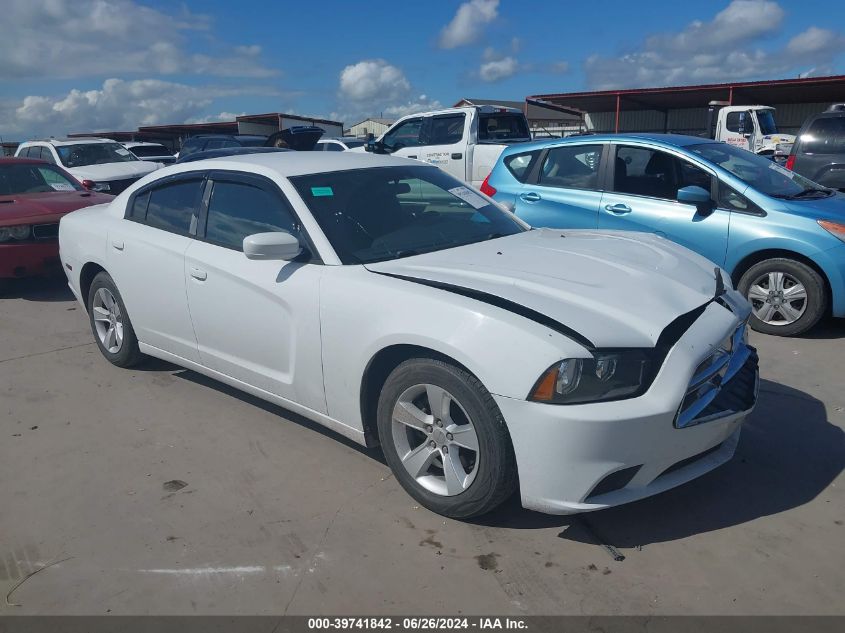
<box><xmin>746</xmin><ymin>271</ymin><xmax>807</xmax><ymax>326</ymax></box>
<box><xmin>391</xmin><ymin>383</ymin><xmax>480</xmax><ymax>497</ymax></box>
<box><xmin>92</xmin><ymin>287</ymin><xmax>124</xmax><ymax>353</ymax></box>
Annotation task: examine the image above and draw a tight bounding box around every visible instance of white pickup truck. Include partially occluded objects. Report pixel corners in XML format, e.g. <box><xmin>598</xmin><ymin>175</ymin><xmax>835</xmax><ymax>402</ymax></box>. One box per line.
<box><xmin>356</xmin><ymin>105</ymin><xmax>532</xmax><ymax>187</ymax></box>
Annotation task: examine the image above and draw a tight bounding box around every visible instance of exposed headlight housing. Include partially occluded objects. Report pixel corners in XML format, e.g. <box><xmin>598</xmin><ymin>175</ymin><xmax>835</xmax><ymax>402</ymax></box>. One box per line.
<box><xmin>529</xmin><ymin>350</ymin><xmax>652</xmax><ymax>404</ymax></box>
<box><xmin>9</xmin><ymin>225</ymin><xmax>30</xmax><ymax>240</ymax></box>
<box><xmin>818</xmin><ymin>220</ymin><xmax>845</xmax><ymax>243</ymax></box>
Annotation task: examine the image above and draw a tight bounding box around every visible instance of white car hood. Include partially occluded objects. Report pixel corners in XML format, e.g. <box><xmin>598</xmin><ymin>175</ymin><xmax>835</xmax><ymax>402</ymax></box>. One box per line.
<box><xmin>67</xmin><ymin>161</ymin><xmax>159</xmax><ymax>182</ymax></box>
<box><xmin>365</xmin><ymin>229</ymin><xmax>727</xmax><ymax>349</ymax></box>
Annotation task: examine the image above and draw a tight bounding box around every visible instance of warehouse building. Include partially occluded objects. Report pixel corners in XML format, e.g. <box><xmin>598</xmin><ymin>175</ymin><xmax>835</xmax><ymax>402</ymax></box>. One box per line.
<box><xmin>527</xmin><ymin>75</ymin><xmax>845</xmax><ymax>136</ymax></box>
<box><xmin>346</xmin><ymin>118</ymin><xmax>395</xmax><ymax>139</ymax></box>
<box><xmin>70</xmin><ymin>112</ymin><xmax>343</xmax><ymax>152</ymax></box>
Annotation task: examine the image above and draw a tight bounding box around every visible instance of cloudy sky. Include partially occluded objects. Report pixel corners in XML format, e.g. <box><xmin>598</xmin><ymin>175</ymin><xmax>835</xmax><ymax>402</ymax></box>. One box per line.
<box><xmin>1</xmin><ymin>0</ymin><xmax>843</xmax><ymax>139</ymax></box>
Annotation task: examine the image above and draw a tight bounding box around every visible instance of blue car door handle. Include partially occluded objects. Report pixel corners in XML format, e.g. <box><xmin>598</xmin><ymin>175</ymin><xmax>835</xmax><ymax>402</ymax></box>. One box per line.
<box><xmin>605</xmin><ymin>203</ymin><xmax>632</xmax><ymax>214</ymax></box>
<box><xmin>520</xmin><ymin>192</ymin><xmax>541</xmax><ymax>202</ymax></box>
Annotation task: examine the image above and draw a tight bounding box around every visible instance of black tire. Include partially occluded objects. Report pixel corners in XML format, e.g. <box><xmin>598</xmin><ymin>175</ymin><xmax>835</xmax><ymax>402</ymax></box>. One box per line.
<box><xmin>738</xmin><ymin>258</ymin><xmax>826</xmax><ymax>336</ymax></box>
<box><xmin>87</xmin><ymin>271</ymin><xmax>143</xmax><ymax>367</ymax></box>
<box><xmin>376</xmin><ymin>358</ymin><xmax>517</xmax><ymax>519</ymax></box>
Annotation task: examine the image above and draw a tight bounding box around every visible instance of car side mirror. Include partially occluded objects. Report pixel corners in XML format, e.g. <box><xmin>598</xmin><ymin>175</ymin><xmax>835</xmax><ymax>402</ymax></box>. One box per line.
<box><xmin>677</xmin><ymin>185</ymin><xmax>715</xmax><ymax>216</ymax></box>
<box><xmin>366</xmin><ymin>139</ymin><xmax>388</xmax><ymax>154</ymax></box>
<box><xmin>243</xmin><ymin>231</ymin><xmax>302</xmax><ymax>261</ymax></box>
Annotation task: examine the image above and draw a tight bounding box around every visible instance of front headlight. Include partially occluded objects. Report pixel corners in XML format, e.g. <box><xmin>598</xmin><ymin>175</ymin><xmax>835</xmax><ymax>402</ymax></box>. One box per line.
<box><xmin>9</xmin><ymin>225</ymin><xmax>30</xmax><ymax>240</ymax></box>
<box><xmin>529</xmin><ymin>350</ymin><xmax>652</xmax><ymax>404</ymax></box>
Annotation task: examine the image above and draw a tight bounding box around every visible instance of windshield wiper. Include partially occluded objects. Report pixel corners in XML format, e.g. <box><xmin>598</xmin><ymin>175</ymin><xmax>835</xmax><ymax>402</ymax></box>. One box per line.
<box><xmin>783</xmin><ymin>188</ymin><xmax>834</xmax><ymax>200</ymax></box>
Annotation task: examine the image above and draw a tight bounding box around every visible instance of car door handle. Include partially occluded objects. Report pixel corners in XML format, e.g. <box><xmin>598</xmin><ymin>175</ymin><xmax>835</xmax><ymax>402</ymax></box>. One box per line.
<box><xmin>189</xmin><ymin>267</ymin><xmax>207</xmax><ymax>281</ymax></box>
<box><xmin>520</xmin><ymin>192</ymin><xmax>541</xmax><ymax>202</ymax></box>
<box><xmin>604</xmin><ymin>203</ymin><xmax>632</xmax><ymax>214</ymax></box>
<box><xmin>111</xmin><ymin>239</ymin><xmax>124</xmax><ymax>251</ymax></box>
<box><xmin>451</xmin><ymin>153</ymin><xmax>462</xmax><ymax>159</ymax></box>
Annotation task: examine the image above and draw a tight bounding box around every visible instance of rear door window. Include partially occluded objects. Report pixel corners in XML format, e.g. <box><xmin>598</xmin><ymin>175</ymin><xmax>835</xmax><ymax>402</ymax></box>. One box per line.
<box><xmin>142</xmin><ymin>178</ymin><xmax>204</xmax><ymax>235</ymax></box>
<box><xmin>538</xmin><ymin>144</ymin><xmax>602</xmax><ymax>190</ymax></box>
<box><xmin>427</xmin><ymin>114</ymin><xmax>466</xmax><ymax>145</ymax></box>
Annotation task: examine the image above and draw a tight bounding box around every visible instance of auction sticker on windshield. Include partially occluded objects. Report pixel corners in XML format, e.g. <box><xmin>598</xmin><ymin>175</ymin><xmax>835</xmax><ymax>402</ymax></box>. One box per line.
<box><xmin>448</xmin><ymin>186</ymin><xmax>487</xmax><ymax>209</ymax></box>
<box><xmin>769</xmin><ymin>162</ymin><xmax>796</xmax><ymax>179</ymax></box>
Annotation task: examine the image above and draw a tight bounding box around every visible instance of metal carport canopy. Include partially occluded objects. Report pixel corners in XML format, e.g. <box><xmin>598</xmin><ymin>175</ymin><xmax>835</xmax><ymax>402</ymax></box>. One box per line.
<box><xmin>527</xmin><ymin>75</ymin><xmax>845</xmax><ymax>117</ymax></box>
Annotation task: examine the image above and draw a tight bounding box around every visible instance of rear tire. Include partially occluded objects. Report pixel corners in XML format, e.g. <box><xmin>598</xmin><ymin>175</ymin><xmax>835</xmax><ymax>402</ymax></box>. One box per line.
<box><xmin>376</xmin><ymin>358</ymin><xmax>517</xmax><ymax>519</ymax></box>
<box><xmin>738</xmin><ymin>258</ymin><xmax>826</xmax><ymax>336</ymax></box>
<box><xmin>87</xmin><ymin>272</ymin><xmax>143</xmax><ymax>367</ymax></box>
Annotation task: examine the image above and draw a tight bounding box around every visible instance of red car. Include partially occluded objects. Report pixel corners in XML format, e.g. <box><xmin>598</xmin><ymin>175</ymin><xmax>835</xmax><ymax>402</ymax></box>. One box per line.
<box><xmin>0</xmin><ymin>157</ymin><xmax>112</xmax><ymax>283</ymax></box>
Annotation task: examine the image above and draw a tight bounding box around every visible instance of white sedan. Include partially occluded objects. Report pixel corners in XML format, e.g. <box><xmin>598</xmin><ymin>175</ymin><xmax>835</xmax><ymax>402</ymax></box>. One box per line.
<box><xmin>59</xmin><ymin>152</ymin><xmax>759</xmax><ymax>518</ymax></box>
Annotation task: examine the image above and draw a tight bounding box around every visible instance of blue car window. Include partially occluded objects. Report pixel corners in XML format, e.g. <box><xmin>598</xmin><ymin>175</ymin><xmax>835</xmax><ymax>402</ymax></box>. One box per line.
<box><xmin>538</xmin><ymin>145</ymin><xmax>602</xmax><ymax>190</ymax></box>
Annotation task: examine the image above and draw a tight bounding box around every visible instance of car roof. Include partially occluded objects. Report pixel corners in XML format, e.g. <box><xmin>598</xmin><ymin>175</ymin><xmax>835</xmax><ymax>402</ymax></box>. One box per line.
<box><xmin>0</xmin><ymin>157</ymin><xmax>49</xmax><ymax>165</ymax></box>
<box><xmin>188</xmin><ymin>134</ymin><xmax>267</xmax><ymax>141</ymax></box>
<box><xmin>167</xmin><ymin>150</ymin><xmax>426</xmax><ymax>177</ymax></box>
<box><xmin>123</xmin><ymin>141</ymin><xmax>167</xmax><ymax>147</ymax></box>
<box><xmin>508</xmin><ymin>132</ymin><xmax>715</xmax><ymax>153</ymax></box>
<box><xmin>21</xmin><ymin>137</ymin><xmax>117</xmax><ymax>147</ymax></box>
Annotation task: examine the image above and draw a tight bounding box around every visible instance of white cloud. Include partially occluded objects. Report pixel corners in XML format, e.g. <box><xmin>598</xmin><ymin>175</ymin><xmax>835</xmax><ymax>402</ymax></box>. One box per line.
<box><xmin>550</xmin><ymin>61</ymin><xmax>570</xmax><ymax>74</ymax></box>
<box><xmin>338</xmin><ymin>59</ymin><xmax>411</xmax><ymax>103</ymax></box>
<box><xmin>0</xmin><ymin>0</ymin><xmax>277</xmax><ymax>79</ymax></box>
<box><xmin>584</xmin><ymin>0</ymin><xmax>845</xmax><ymax>89</ymax></box>
<box><xmin>185</xmin><ymin>112</ymin><xmax>248</xmax><ymax>124</ymax></box>
<box><xmin>787</xmin><ymin>27</ymin><xmax>842</xmax><ymax>55</ymax></box>
<box><xmin>335</xmin><ymin>59</ymin><xmax>440</xmax><ymax>123</ymax></box>
<box><xmin>0</xmin><ymin>79</ymin><xmax>279</xmax><ymax>138</ymax></box>
<box><xmin>438</xmin><ymin>0</ymin><xmax>499</xmax><ymax>49</ymax></box>
<box><xmin>383</xmin><ymin>97</ymin><xmax>445</xmax><ymax>119</ymax></box>
<box><xmin>479</xmin><ymin>56</ymin><xmax>519</xmax><ymax>82</ymax></box>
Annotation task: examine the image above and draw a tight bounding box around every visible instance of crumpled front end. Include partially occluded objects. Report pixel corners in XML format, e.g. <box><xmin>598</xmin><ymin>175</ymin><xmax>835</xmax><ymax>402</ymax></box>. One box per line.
<box><xmin>499</xmin><ymin>296</ymin><xmax>759</xmax><ymax>515</ymax></box>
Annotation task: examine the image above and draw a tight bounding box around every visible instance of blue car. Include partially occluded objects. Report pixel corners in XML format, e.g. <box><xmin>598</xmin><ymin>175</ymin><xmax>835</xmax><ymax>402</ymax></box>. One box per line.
<box><xmin>483</xmin><ymin>133</ymin><xmax>845</xmax><ymax>336</ymax></box>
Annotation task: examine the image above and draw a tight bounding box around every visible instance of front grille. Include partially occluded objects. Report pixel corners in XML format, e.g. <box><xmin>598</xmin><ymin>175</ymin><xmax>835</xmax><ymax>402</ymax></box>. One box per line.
<box><xmin>32</xmin><ymin>223</ymin><xmax>59</xmax><ymax>240</ymax></box>
<box><xmin>104</xmin><ymin>177</ymin><xmax>140</xmax><ymax>195</ymax></box>
<box><xmin>675</xmin><ymin>322</ymin><xmax>759</xmax><ymax>428</ymax></box>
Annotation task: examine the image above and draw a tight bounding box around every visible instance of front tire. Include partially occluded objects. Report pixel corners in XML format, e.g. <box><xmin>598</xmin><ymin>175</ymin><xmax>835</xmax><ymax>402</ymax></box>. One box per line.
<box><xmin>87</xmin><ymin>272</ymin><xmax>143</xmax><ymax>367</ymax></box>
<box><xmin>738</xmin><ymin>258</ymin><xmax>826</xmax><ymax>336</ymax></box>
<box><xmin>376</xmin><ymin>358</ymin><xmax>517</xmax><ymax>519</ymax></box>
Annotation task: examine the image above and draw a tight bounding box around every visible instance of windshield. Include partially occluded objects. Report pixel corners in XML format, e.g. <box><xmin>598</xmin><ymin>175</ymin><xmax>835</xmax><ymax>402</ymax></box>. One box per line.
<box><xmin>479</xmin><ymin>113</ymin><xmax>531</xmax><ymax>141</ymax></box>
<box><xmin>757</xmin><ymin>110</ymin><xmax>778</xmax><ymax>135</ymax></box>
<box><xmin>128</xmin><ymin>144</ymin><xmax>170</xmax><ymax>158</ymax></box>
<box><xmin>57</xmin><ymin>143</ymin><xmax>138</xmax><ymax>168</ymax></box>
<box><xmin>0</xmin><ymin>163</ymin><xmax>83</xmax><ymax>195</ymax></box>
<box><xmin>289</xmin><ymin>166</ymin><xmax>525</xmax><ymax>264</ymax></box>
<box><xmin>687</xmin><ymin>143</ymin><xmax>830</xmax><ymax>199</ymax></box>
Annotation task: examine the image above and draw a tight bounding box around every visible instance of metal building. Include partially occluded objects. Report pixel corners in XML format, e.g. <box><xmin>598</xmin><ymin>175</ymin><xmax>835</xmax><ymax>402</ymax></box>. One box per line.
<box><xmin>69</xmin><ymin>112</ymin><xmax>343</xmax><ymax>152</ymax></box>
<box><xmin>346</xmin><ymin>118</ymin><xmax>395</xmax><ymax>139</ymax></box>
<box><xmin>527</xmin><ymin>75</ymin><xmax>845</xmax><ymax>136</ymax></box>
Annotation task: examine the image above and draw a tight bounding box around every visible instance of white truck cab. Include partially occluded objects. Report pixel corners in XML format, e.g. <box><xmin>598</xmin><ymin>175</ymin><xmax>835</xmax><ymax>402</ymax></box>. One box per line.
<box><xmin>358</xmin><ymin>105</ymin><xmax>532</xmax><ymax>187</ymax></box>
<box><xmin>708</xmin><ymin>102</ymin><xmax>795</xmax><ymax>157</ymax></box>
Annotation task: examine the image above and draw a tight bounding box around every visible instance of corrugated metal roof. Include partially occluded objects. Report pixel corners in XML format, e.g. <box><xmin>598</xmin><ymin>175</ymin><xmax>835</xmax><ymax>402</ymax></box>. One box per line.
<box><xmin>529</xmin><ymin>75</ymin><xmax>845</xmax><ymax>113</ymax></box>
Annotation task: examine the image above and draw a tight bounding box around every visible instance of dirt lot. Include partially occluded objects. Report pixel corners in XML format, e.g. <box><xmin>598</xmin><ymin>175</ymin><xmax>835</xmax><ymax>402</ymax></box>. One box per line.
<box><xmin>1</xmin><ymin>277</ymin><xmax>843</xmax><ymax>615</ymax></box>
